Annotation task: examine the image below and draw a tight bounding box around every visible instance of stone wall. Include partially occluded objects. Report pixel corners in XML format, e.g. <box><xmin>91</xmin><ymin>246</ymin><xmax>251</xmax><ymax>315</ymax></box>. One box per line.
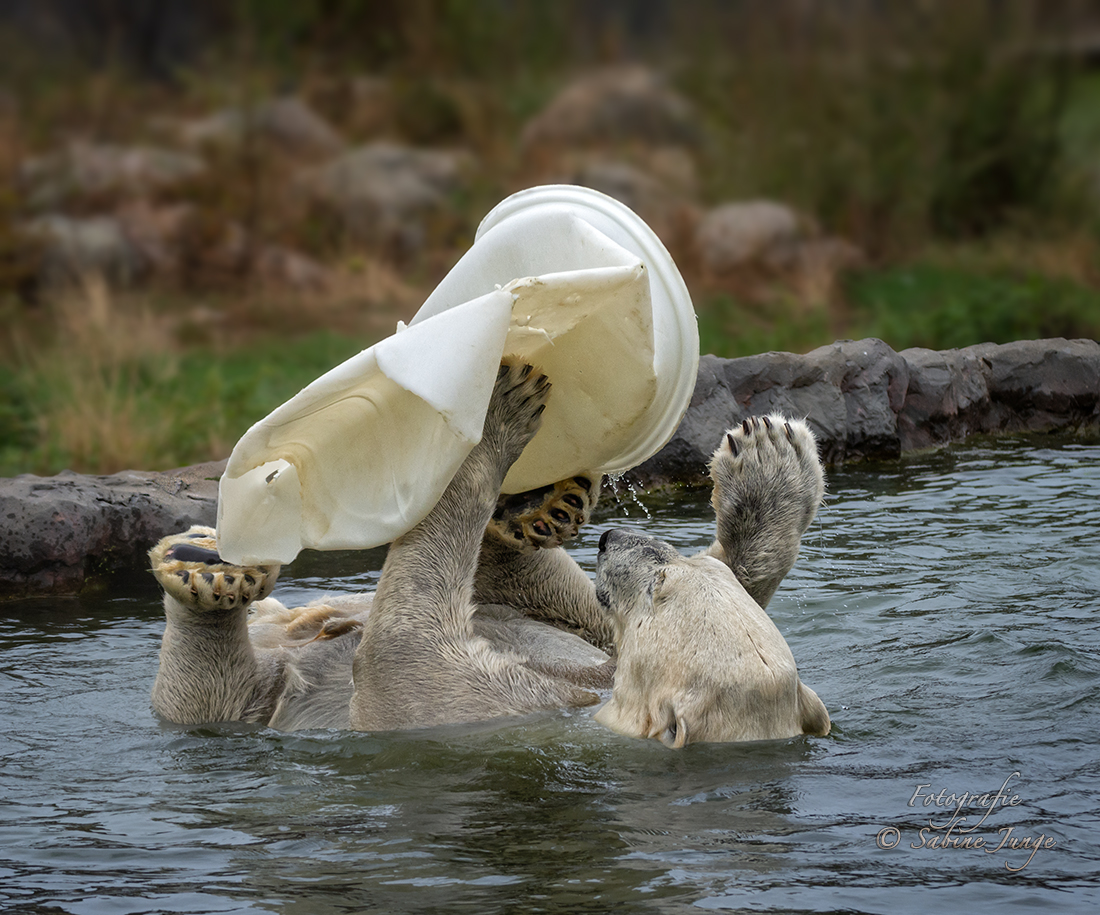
<box><xmin>2</xmin><ymin>337</ymin><xmax>1097</xmax><ymax>599</ymax></box>
<box><xmin>0</xmin><ymin>461</ymin><xmax>223</xmax><ymax>599</ymax></box>
<box><xmin>626</xmin><ymin>337</ymin><xmax>1100</xmax><ymax>486</ymax></box>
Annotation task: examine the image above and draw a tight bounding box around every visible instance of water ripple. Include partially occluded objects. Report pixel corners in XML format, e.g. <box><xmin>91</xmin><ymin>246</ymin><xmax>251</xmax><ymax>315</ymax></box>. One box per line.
<box><xmin>1</xmin><ymin>435</ymin><xmax>1098</xmax><ymax>913</ymax></box>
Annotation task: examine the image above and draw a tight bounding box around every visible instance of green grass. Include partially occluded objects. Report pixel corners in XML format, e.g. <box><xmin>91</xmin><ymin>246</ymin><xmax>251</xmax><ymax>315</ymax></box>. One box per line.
<box><xmin>5</xmin><ymin>262</ymin><xmax>1100</xmax><ymax>478</ymax></box>
<box><xmin>696</xmin><ymin>262</ymin><xmax>1100</xmax><ymax>359</ymax></box>
<box><xmin>845</xmin><ymin>264</ymin><xmax>1100</xmax><ymax>351</ymax></box>
<box><xmin>0</xmin><ymin>330</ymin><xmax>365</xmax><ymax>477</ymax></box>
<box><xmin>696</xmin><ymin>295</ymin><xmax>835</xmax><ymax>360</ymax></box>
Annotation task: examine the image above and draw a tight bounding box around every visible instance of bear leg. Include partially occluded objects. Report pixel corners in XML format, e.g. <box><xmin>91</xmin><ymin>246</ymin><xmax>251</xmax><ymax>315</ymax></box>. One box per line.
<box><xmin>352</xmin><ymin>359</ymin><xmax>600</xmax><ymax>730</ymax></box>
<box><xmin>148</xmin><ymin>526</ymin><xmax>284</xmax><ymax>724</ymax></box>
<box><xmin>705</xmin><ymin>415</ymin><xmax>825</xmax><ymax>609</ymax></box>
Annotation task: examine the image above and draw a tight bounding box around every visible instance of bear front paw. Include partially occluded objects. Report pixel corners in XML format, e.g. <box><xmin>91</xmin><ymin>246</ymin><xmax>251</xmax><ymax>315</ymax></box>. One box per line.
<box><xmin>487</xmin><ymin>472</ymin><xmax>601</xmax><ymax>553</ymax></box>
<box><xmin>149</xmin><ymin>525</ymin><xmax>279</xmax><ymax>613</ymax></box>
<box><xmin>707</xmin><ymin>414</ymin><xmax>826</xmax><ymax>600</ymax></box>
<box><xmin>710</xmin><ymin>415</ymin><xmax>825</xmax><ymax>528</ymax></box>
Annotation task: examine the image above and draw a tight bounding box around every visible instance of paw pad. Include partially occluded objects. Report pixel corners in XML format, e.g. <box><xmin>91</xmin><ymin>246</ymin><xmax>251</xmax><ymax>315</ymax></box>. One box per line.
<box><xmin>150</xmin><ymin>525</ymin><xmax>279</xmax><ymax>613</ymax></box>
<box><xmin>487</xmin><ymin>473</ymin><xmax>601</xmax><ymax>553</ymax></box>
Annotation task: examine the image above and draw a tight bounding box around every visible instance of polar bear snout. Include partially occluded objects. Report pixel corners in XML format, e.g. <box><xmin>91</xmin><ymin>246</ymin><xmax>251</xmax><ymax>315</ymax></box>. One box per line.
<box><xmin>597</xmin><ymin>528</ymin><xmax>677</xmax><ymax>560</ymax></box>
<box><xmin>598</xmin><ymin>527</ymin><xmax>648</xmax><ymax>555</ymax></box>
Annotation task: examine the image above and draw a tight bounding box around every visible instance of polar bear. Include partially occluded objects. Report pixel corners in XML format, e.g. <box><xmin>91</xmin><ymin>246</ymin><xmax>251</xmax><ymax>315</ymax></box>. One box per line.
<box><xmin>148</xmin><ymin>361</ymin><xmax>830</xmax><ymax>743</ymax></box>
<box><xmin>594</xmin><ymin>415</ymin><xmax>831</xmax><ymax>747</ymax></box>
<box><xmin>150</xmin><ymin>359</ymin><xmax>612</xmax><ymax>731</ymax></box>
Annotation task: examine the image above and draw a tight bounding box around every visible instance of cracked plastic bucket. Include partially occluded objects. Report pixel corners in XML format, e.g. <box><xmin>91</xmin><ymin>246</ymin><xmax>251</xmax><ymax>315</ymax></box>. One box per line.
<box><xmin>217</xmin><ymin>185</ymin><xmax>699</xmax><ymax>564</ymax></box>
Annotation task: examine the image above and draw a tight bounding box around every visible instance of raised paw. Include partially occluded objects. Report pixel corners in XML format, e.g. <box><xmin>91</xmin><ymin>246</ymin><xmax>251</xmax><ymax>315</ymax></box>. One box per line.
<box><xmin>487</xmin><ymin>472</ymin><xmax>601</xmax><ymax>553</ymax></box>
<box><xmin>149</xmin><ymin>525</ymin><xmax>279</xmax><ymax>613</ymax></box>
<box><xmin>710</xmin><ymin>414</ymin><xmax>825</xmax><ymax>526</ymax></box>
<box><xmin>707</xmin><ymin>415</ymin><xmax>825</xmax><ymax>608</ymax></box>
<box><xmin>481</xmin><ymin>357</ymin><xmax>552</xmax><ymax>471</ymax></box>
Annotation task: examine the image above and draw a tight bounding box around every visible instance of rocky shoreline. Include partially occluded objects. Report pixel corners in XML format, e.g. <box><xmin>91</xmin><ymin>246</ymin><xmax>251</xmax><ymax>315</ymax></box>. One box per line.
<box><xmin>2</xmin><ymin>336</ymin><xmax>1097</xmax><ymax>600</ymax></box>
<box><xmin>625</xmin><ymin>336</ymin><xmax>1100</xmax><ymax>486</ymax></box>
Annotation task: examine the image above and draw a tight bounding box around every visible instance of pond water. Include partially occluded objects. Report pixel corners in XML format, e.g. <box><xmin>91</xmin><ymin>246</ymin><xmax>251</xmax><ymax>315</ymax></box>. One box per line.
<box><xmin>2</xmin><ymin>435</ymin><xmax>1099</xmax><ymax>915</ymax></box>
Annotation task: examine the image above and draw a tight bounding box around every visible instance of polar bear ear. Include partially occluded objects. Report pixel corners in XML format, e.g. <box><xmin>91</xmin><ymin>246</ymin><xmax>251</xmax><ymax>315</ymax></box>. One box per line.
<box><xmin>798</xmin><ymin>682</ymin><xmax>832</xmax><ymax>737</ymax></box>
<box><xmin>657</xmin><ymin>709</ymin><xmax>690</xmax><ymax>749</ymax></box>
<box><xmin>651</xmin><ymin>568</ymin><xmax>666</xmax><ymax>595</ymax></box>
<box><xmin>651</xmin><ymin>565</ymin><xmax>685</xmax><ymax>610</ymax></box>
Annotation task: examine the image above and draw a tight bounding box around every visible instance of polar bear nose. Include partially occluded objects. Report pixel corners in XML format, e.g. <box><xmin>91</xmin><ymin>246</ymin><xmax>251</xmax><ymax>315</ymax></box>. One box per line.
<box><xmin>599</xmin><ymin>528</ymin><xmax>639</xmax><ymax>553</ymax></box>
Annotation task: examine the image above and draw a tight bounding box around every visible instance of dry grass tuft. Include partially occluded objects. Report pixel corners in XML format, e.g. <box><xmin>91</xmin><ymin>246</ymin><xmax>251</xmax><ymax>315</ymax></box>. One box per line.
<box><xmin>23</xmin><ymin>275</ymin><xmax>180</xmax><ymax>473</ymax></box>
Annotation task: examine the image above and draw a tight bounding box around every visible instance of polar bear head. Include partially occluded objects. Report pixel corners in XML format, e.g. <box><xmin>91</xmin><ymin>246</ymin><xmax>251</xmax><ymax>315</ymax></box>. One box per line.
<box><xmin>593</xmin><ymin>527</ymin><xmax>830</xmax><ymax>747</ymax></box>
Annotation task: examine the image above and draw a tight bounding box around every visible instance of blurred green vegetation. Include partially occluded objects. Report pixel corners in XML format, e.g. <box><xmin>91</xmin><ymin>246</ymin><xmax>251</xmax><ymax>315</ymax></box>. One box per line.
<box><xmin>699</xmin><ymin>262</ymin><xmax>1100</xmax><ymax>360</ymax></box>
<box><xmin>2</xmin><ymin>0</ymin><xmax>1100</xmax><ymax>475</ymax></box>
<box><xmin>0</xmin><ymin>325</ymin><xmax>363</xmax><ymax>478</ymax></box>
<box><xmin>680</xmin><ymin>3</ymin><xmax>1087</xmax><ymax>253</ymax></box>
<box><xmin>847</xmin><ymin>264</ymin><xmax>1100</xmax><ymax>352</ymax></box>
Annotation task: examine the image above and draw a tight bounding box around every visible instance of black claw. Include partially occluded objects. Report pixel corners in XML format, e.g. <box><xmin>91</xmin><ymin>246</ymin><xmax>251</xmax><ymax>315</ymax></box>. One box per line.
<box><xmin>177</xmin><ymin>570</ymin><xmax>190</xmax><ymax>584</ymax></box>
<box><xmin>762</xmin><ymin>416</ymin><xmax>771</xmax><ymax>430</ymax></box>
<box><xmin>201</xmin><ymin>572</ymin><xmax>215</xmax><ymax>585</ymax></box>
<box><xmin>164</xmin><ymin>543</ymin><xmax>222</xmax><ymax>565</ymax></box>
<box><xmin>742</xmin><ymin>419</ymin><xmax>751</xmax><ymax>435</ymax></box>
<box><xmin>520</xmin><ymin>363</ymin><xmax>534</xmax><ymax>378</ymax></box>
<box><xmin>727</xmin><ymin>432</ymin><xmax>739</xmax><ymax>456</ymax></box>
<box><xmin>498</xmin><ymin>363</ymin><xmax>509</xmax><ymax>378</ymax></box>
<box><xmin>784</xmin><ymin>422</ymin><xmax>793</xmax><ymax>441</ymax></box>
<box><xmin>534</xmin><ymin>403</ymin><xmax>546</xmax><ymax>417</ymax></box>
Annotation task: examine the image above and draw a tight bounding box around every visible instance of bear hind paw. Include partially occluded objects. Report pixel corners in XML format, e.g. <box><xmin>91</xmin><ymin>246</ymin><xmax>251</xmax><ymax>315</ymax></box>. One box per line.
<box><xmin>480</xmin><ymin>358</ymin><xmax>552</xmax><ymax>471</ymax></box>
<box><xmin>150</xmin><ymin>525</ymin><xmax>279</xmax><ymax>613</ymax></box>
<box><xmin>488</xmin><ymin>472</ymin><xmax>601</xmax><ymax>553</ymax></box>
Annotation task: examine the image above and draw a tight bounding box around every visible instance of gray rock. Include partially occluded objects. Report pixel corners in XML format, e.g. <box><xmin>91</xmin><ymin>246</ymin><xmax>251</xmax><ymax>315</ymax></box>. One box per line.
<box><xmin>3</xmin><ymin>337</ymin><xmax>1097</xmax><ymax>598</ymax></box>
<box><xmin>695</xmin><ymin>201</ymin><xmax>805</xmax><ymax>274</ymax></box>
<box><xmin>628</xmin><ymin>337</ymin><xmax>1100</xmax><ymax>486</ymax></box>
<box><xmin>896</xmin><ymin>346</ymin><xmax>992</xmax><ymax>450</ymax></box>
<box><xmin>571</xmin><ymin>159</ymin><xmax>695</xmax><ymax>247</ymax></box>
<box><xmin>521</xmin><ymin>66</ymin><xmax>700</xmax><ymax>151</ymax></box>
<box><xmin>693</xmin><ymin>200</ymin><xmax>864</xmax><ymax>303</ymax></box>
<box><xmin>0</xmin><ymin>461</ymin><xmax>224</xmax><ymax>600</ymax></box>
<box><xmin>179</xmin><ymin>96</ymin><xmax>345</xmax><ymax>158</ymax></box>
<box><xmin>20</xmin><ymin>141</ymin><xmax>204</xmax><ymax>211</ymax></box>
<box><xmin>297</xmin><ymin>142</ymin><xmax>472</xmax><ymax>251</ymax></box>
<box><xmin>27</xmin><ymin>214</ymin><xmax>147</xmax><ymax>287</ymax></box>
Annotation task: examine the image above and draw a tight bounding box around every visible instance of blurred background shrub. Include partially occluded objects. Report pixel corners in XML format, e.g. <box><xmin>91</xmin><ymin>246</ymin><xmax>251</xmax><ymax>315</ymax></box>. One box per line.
<box><xmin>2</xmin><ymin>0</ymin><xmax>1099</xmax><ymax>474</ymax></box>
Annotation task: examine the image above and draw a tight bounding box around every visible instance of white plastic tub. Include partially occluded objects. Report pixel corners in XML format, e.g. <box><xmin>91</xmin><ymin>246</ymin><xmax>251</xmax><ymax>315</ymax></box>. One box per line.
<box><xmin>217</xmin><ymin>185</ymin><xmax>699</xmax><ymax>564</ymax></box>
